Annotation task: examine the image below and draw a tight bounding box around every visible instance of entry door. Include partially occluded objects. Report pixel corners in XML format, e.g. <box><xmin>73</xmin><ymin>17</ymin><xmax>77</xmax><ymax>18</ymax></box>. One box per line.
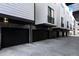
<box><xmin>1</xmin><ymin>27</ymin><xmax>29</xmax><ymax>48</ymax></box>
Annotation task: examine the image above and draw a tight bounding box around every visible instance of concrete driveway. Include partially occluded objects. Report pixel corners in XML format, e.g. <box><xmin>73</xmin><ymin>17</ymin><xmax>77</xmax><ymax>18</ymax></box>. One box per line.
<box><xmin>0</xmin><ymin>36</ymin><xmax>79</xmax><ymax>56</ymax></box>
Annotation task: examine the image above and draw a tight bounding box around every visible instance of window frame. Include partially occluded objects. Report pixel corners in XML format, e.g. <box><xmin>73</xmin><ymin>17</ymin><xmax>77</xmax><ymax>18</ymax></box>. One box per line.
<box><xmin>48</xmin><ymin>6</ymin><xmax>54</xmax><ymax>24</ymax></box>
<box><xmin>61</xmin><ymin>17</ymin><xmax>64</xmax><ymax>27</ymax></box>
<box><xmin>67</xmin><ymin>21</ymin><xmax>69</xmax><ymax>28</ymax></box>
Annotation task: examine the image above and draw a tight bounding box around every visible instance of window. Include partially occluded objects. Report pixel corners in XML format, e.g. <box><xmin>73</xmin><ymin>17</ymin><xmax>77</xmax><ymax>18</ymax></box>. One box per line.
<box><xmin>61</xmin><ymin>17</ymin><xmax>64</xmax><ymax>27</ymax></box>
<box><xmin>51</xmin><ymin>9</ymin><xmax>54</xmax><ymax>18</ymax></box>
<box><xmin>48</xmin><ymin>6</ymin><xmax>54</xmax><ymax>24</ymax></box>
<box><xmin>77</xmin><ymin>29</ymin><xmax>79</xmax><ymax>31</ymax></box>
<box><xmin>48</xmin><ymin>7</ymin><xmax>51</xmax><ymax>17</ymax></box>
<box><xmin>78</xmin><ymin>23</ymin><xmax>79</xmax><ymax>26</ymax></box>
<box><xmin>70</xmin><ymin>24</ymin><xmax>72</xmax><ymax>30</ymax></box>
<box><xmin>67</xmin><ymin>21</ymin><xmax>69</xmax><ymax>28</ymax></box>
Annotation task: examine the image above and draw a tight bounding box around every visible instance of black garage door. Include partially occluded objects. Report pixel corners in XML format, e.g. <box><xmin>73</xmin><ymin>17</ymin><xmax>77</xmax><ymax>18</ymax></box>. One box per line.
<box><xmin>1</xmin><ymin>27</ymin><xmax>29</xmax><ymax>48</ymax></box>
<box><xmin>62</xmin><ymin>31</ymin><xmax>64</xmax><ymax>37</ymax></box>
<box><xmin>32</xmin><ymin>29</ymin><xmax>49</xmax><ymax>42</ymax></box>
<box><xmin>56</xmin><ymin>31</ymin><xmax>59</xmax><ymax>37</ymax></box>
<box><xmin>49</xmin><ymin>30</ymin><xmax>57</xmax><ymax>39</ymax></box>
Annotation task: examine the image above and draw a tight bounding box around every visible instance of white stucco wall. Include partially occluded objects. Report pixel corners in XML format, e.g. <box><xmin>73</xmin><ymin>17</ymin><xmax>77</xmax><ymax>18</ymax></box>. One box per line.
<box><xmin>35</xmin><ymin>3</ymin><xmax>75</xmax><ymax>30</ymax></box>
<box><xmin>0</xmin><ymin>3</ymin><xmax>34</xmax><ymax>21</ymax></box>
<box><xmin>56</xmin><ymin>4</ymin><xmax>61</xmax><ymax>28</ymax></box>
<box><xmin>35</xmin><ymin>3</ymin><xmax>57</xmax><ymax>26</ymax></box>
<box><xmin>35</xmin><ymin>3</ymin><xmax>47</xmax><ymax>24</ymax></box>
<box><xmin>57</xmin><ymin>3</ymin><xmax>74</xmax><ymax>31</ymax></box>
<box><xmin>56</xmin><ymin>4</ymin><xmax>66</xmax><ymax>28</ymax></box>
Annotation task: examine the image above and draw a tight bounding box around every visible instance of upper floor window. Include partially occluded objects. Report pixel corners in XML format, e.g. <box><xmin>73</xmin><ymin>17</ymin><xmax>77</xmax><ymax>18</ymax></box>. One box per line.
<box><xmin>67</xmin><ymin>21</ymin><xmax>69</xmax><ymax>28</ymax></box>
<box><xmin>51</xmin><ymin>9</ymin><xmax>54</xmax><ymax>18</ymax></box>
<box><xmin>48</xmin><ymin>6</ymin><xmax>54</xmax><ymax>24</ymax></box>
<box><xmin>70</xmin><ymin>24</ymin><xmax>72</xmax><ymax>30</ymax></box>
<box><xmin>48</xmin><ymin>7</ymin><xmax>51</xmax><ymax>17</ymax></box>
<box><xmin>78</xmin><ymin>23</ymin><xmax>79</xmax><ymax>26</ymax></box>
<box><xmin>61</xmin><ymin>17</ymin><xmax>64</xmax><ymax>27</ymax></box>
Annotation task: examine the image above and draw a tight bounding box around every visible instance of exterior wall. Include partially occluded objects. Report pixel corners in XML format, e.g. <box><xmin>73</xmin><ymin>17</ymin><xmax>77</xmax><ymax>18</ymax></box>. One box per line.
<box><xmin>55</xmin><ymin>3</ymin><xmax>75</xmax><ymax>37</ymax></box>
<box><xmin>56</xmin><ymin>4</ymin><xmax>68</xmax><ymax>29</ymax></box>
<box><xmin>68</xmin><ymin>15</ymin><xmax>74</xmax><ymax>35</ymax></box>
<box><xmin>60</xmin><ymin>4</ymin><xmax>65</xmax><ymax>29</ymax></box>
<box><xmin>0</xmin><ymin>3</ymin><xmax>34</xmax><ymax>21</ymax></box>
<box><xmin>56</xmin><ymin>4</ymin><xmax>61</xmax><ymax>28</ymax></box>
<box><xmin>64</xmin><ymin>8</ymin><xmax>67</xmax><ymax>29</ymax></box>
<box><xmin>35</xmin><ymin>3</ymin><xmax>57</xmax><ymax>26</ymax></box>
<box><xmin>35</xmin><ymin>3</ymin><xmax>74</xmax><ymax>32</ymax></box>
<box><xmin>33</xmin><ymin>3</ymin><xmax>75</xmax><ymax>37</ymax></box>
<box><xmin>64</xmin><ymin>5</ymin><xmax>68</xmax><ymax>30</ymax></box>
<box><xmin>35</xmin><ymin>3</ymin><xmax>47</xmax><ymax>24</ymax></box>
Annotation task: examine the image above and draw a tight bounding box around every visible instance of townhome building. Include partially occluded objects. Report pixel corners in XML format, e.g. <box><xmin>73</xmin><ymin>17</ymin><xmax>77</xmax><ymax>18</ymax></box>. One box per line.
<box><xmin>0</xmin><ymin>3</ymin><xmax>75</xmax><ymax>49</ymax></box>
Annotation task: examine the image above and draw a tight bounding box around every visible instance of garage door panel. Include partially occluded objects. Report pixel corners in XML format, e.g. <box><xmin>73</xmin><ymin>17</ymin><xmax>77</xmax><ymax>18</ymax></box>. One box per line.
<box><xmin>32</xmin><ymin>30</ymin><xmax>49</xmax><ymax>42</ymax></box>
<box><xmin>1</xmin><ymin>27</ymin><xmax>29</xmax><ymax>48</ymax></box>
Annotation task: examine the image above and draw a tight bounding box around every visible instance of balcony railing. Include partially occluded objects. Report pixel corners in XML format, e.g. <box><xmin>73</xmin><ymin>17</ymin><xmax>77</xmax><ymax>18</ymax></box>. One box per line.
<box><xmin>48</xmin><ymin>16</ymin><xmax>54</xmax><ymax>24</ymax></box>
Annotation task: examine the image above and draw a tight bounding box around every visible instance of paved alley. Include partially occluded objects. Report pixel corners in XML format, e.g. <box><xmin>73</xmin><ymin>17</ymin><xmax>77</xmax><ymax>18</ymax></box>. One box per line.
<box><xmin>0</xmin><ymin>36</ymin><xmax>79</xmax><ymax>56</ymax></box>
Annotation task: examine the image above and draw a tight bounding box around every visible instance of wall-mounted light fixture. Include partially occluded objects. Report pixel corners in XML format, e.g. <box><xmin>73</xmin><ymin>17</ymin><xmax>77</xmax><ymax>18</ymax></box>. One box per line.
<box><xmin>4</xmin><ymin>17</ymin><xmax>8</xmax><ymax>23</ymax></box>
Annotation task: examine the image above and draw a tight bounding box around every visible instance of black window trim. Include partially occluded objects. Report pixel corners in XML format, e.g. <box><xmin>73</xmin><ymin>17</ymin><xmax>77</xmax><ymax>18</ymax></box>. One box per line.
<box><xmin>61</xmin><ymin>17</ymin><xmax>64</xmax><ymax>27</ymax></box>
<box><xmin>48</xmin><ymin>6</ymin><xmax>55</xmax><ymax>24</ymax></box>
<box><xmin>67</xmin><ymin>21</ymin><xmax>69</xmax><ymax>28</ymax></box>
<box><xmin>48</xmin><ymin>6</ymin><xmax>54</xmax><ymax>18</ymax></box>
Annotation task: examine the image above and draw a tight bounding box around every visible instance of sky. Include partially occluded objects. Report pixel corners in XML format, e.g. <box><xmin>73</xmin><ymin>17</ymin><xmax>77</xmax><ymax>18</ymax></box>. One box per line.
<box><xmin>68</xmin><ymin>5</ymin><xmax>74</xmax><ymax>12</ymax></box>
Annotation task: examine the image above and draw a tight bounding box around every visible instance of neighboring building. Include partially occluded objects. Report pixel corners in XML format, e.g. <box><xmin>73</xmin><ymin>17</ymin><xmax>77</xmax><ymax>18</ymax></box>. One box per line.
<box><xmin>68</xmin><ymin>3</ymin><xmax>79</xmax><ymax>35</ymax></box>
<box><xmin>0</xmin><ymin>3</ymin><xmax>75</xmax><ymax>49</ymax></box>
<box><xmin>73</xmin><ymin>21</ymin><xmax>79</xmax><ymax>35</ymax></box>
